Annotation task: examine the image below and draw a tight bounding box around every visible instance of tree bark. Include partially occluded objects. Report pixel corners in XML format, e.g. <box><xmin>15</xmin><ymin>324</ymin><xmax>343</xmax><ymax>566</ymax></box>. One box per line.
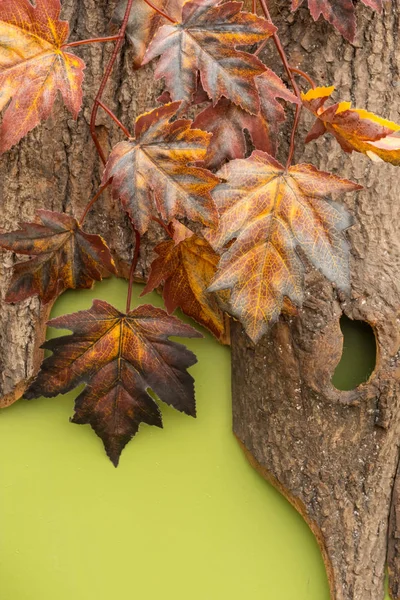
<box><xmin>232</xmin><ymin>3</ymin><xmax>400</xmax><ymax>600</ymax></box>
<box><xmin>1</xmin><ymin>2</ymin><xmax>400</xmax><ymax>599</ymax></box>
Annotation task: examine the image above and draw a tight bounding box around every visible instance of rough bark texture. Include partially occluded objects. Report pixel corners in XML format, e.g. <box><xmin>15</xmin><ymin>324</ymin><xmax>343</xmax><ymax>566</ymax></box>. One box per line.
<box><xmin>232</xmin><ymin>2</ymin><xmax>400</xmax><ymax>600</ymax></box>
<box><xmin>1</xmin><ymin>2</ymin><xmax>400</xmax><ymax>599</ymax></box>
<box><xmin>0</xmin><ymin>0</ymin><xmax>164</xmax><ymax>407</ymax></box>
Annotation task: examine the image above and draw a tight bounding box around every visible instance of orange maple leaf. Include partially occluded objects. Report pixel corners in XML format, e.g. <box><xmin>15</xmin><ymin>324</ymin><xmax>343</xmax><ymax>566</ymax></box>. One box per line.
<box><xmin>207</xmin><ymin>151</ymin><xmax>362</xmax><ymax>343</ymax></box>
<box><xmin>142</xmin><ymin>222</ymin><xmax>229</xmax><ymax>342</ymax></box>
<box><xmin>0</xmin><ymin>0</ymin><xmax>85</xmax><ymax>153</ymax></box>
<box><xmin>142</xmin><ymin>0</ymin><xmax>275</xmax><ymax>114</ymax></box>
<box><xmin>302</xmin><ymin>87</ymin><xmax>400</xmax><ymax>165</ymax></box>
<box><xmin>102</xmin><ymin>102</ymin><xmax>219</xmax><ymax>234</ymax></box>
<box><xmin>25</xmin><ymin>301</ymin><xmax>202</xmax><ymax>466</ymax></box>
<box><xmin>0</xmin><ymin>211</ymin><xmax>116</xmax><ymax>304</ymax></box>
<box><xmin>193</xmin><ymin>69</ymin><xmax>298</xmax><ymax>170</ymax></box>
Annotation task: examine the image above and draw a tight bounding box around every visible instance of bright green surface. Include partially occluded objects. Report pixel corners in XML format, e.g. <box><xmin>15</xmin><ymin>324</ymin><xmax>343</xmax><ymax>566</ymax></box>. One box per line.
<box><xmin>332</xmin><ymin>315</ymin><xmax>377</xmax><ymax>391</ymax></box>
<box><xmin>1</xmin><ymin>279</ymin><xmax>332</xmax><ymax>600</ymax></box>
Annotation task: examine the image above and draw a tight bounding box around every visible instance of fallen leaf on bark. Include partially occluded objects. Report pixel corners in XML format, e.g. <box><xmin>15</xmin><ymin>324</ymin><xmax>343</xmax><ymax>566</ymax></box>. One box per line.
<box><xmin>142</xmin><ymin>0</ymin><xmax>274</xmax><ymax>114</ymax></box>
<box><xmin>0</xmin><ymin>0</ymin><xmax>85</xmax><ymax>153</ymax></box>
<box><xmin>302</xmin><ymin>86</ymin><xmax>400</xmax><ymax>165</ymax></box>
<box><xmin>102</xmin><ymin>102</ymin><xmax>219</xmax><ymax>234</ymax></box>
<box><xmin>25</xmin><ymin>300</ymin><xmax>202</xmax><ymax>466</ymax></box>
<box><xmin>0</xmin><ymin>211</ymin><xmax>116</xmax><ymax>304</ymax></box>
<box><xmin>207</xmin><ymin>150</ymin><xmax>361</xmax><ymax>343</ymax></box>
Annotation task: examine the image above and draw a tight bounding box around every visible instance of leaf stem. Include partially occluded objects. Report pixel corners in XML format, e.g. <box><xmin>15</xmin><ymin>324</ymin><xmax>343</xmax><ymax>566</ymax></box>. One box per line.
<box><xmin>126</xmin><ymin>226</ymin><xmax>141</xmax><ymax>313</ymax></box>
<box><xmin>142</xmin><ymin>0</ymin><xmax>177</xmax><ymax>23</ymax></box>
<box><xmin>97</xmin><ymin>100</ymin><xmax>132</xmax><ymax>138</ymax></box>
<box><xmin>290</xmin><ymin>67</ymin><xmax>316</xmax><ymax>90</ymax></box>
<box><xmin>90</xmin><ymin>0</ymin><xmax>134</xmax><ymax>165</ymax></box>
<box><xmin>62</xmin><ymin>35</ymin><xmax>121</xmax><ymax>49</ymax></box>
<box><xmin>151</xmin><ymin>216</ymin><xmax>173</xmax><ymax>237</ymax></box>
<box><xmin>79</xmin><ymin>182</ymin><xmax>110</xmax><ymax>225</ymax></box>
<box><xmin>257</xmin><ymin>0</ymin><xmax>302</xmax><ymax>168</ymax></box>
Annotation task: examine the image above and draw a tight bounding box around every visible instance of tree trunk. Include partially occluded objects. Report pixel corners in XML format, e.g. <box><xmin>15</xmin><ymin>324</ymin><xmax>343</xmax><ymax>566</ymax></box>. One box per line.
<box><xmin>231</xmin><ymin>3</ymin><xmax>400</xmax><ymax>600</ymax></box>
<box><xmin>0</xmin><ymin>0</ymin><xmax>164</xmax><ymax>407</ymax></box>
<box><xmin>1</xmin><ymin>2</ymin><xmax>399</xmax><ymax>599</ymax></box>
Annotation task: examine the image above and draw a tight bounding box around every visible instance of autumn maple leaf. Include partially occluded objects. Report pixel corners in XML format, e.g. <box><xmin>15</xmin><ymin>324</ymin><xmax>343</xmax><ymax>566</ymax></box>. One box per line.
<box><xmin>142</xmin><ymin>0</ymin><xmax>274</xmax><ymax>114</ymax></box>
<box><xmin>25</xmin><ymin>301</ymin><xmax>202</xmax><ymax>466</ymax></box>
<box><xmin>193</xmin><ymin>69</ymin><xmax>298</xmax><ymax>170</ymax></box>
<box><xmin>102</xmin><ymin>102</ymin><xmax>219</xmax><ymax>234</ymax></box>
<box><xmin>291</xmin><ymin>0</ymin><xmax>382</xmax><ymax>42</ymax></box>
<box><xmin>206</xmin><ymin>151</ymin><xmax>362</xmax><ymax>343</ymax></box>
<box><xmin>112</xmin><ymin>0</ymin><xmax>184</xmax><ymax>68</ymax></box>
<box><xmin>0</xmin><ymin>0</ymin><xmax>85</xmax><ymax>154</ymax></box>
<box><xmin>0</xmin><ymin>211</ymin><xmax>116</xmax><ymax>304</ymax></box>
<box><xmin>142</xmin><ymin>222</ymin><xmax>228</xmax><ymax>342</ymax></box>
<box><xmin>302</xmin><ymin>86</ymin><xmax>400</xmax><ymax>165</ymax></box>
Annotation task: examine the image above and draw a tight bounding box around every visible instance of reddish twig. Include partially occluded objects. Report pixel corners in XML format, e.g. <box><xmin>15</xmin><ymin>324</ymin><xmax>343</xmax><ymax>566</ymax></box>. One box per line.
<box><xmin>79</xmin><ymin>182</ymin><xmax>111</xmax><ymax>225</ymax></box>
<box><xmin>151</xmin><ymin>216</ymin><xmax>173</xmax><ymax>237</ymax></box>
<box><xmin>90</xmin><ymin>0</ymin><xmax>134</xmax><ymax>165</ymax></box>
<box><xmin>257</xmin><ymin>0</ymin><xmax>302</xmax><ymax>168</ymax></box>
<box><xmin>290</xmin><ymin>67</ymin><xmax>316</xmax><ymax>90</ymax></box>
<box><xmin>62</xmin><ymin>35</ymin><xmax>121</xmax><ymax>49</ymax></box>
<box><xmin>252</xmin><ymin>0</ymin><xmax>257</xmax><ymax>12</ymax></box>
<box><xmin>97</xmin><ymin>100</ymin><xmax>132</xmax><ymax>138</ymax></box>
<box><xmin>126</xmin><ymin>227</ymin><xmax>141</xmax><ymax>313</ymax></box>
<box><xmin>142</xmin><ymin>0</ymin><xmax>177</xmax><ymax>23</ymax></box>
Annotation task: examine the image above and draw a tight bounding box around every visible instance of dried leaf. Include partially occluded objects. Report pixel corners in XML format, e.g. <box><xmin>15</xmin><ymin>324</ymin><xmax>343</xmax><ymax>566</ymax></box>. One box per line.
<box><xmin>112</xmin><ymin>0</ymin><xmax>184</xmax><ymax>68</ymax></box>
<box><xmin>193</xmin><ymin>69</ymin><xmax>298</xmax><ymax>169</ymax></box>
<box><xmin>142</xmin><ymin>0</ymin><xmax>274</xmax><ymax>114</ymax></box>
<box><xmin>102</xmin><ymin>102</ymin><xmax>220</xmax><ymax>234</ymax></box>
<box><xmin>0</xmin><ymin>211</ymin><xmax>116</xmax><ymax>304</ymax></box>
<box><xmin>25</xmin><ymin>300</ymin><xmax>202</xmax><ymax>466</ymax></box>
<box><xmin>207</xmin><ymin>151</ymin><xmax>361</xmax><ymax>343</ymax></box>
<box><xmin>302</xmin><ymin>86</ymin><xmax>400</xmax><ymax>165</ymax></box>
<box><xmin>0</xmin><ymin>0</ymin><xmax>85</xmax><ymax>153</ymax></box>
<box><xmin>291</xmin><ymin>0</ymin><xmax>382</xmax><ymax>42</ymax></box>
<box><xmin>142</xmin><ymin>222</ymin><xmax>228</xmax><ymax>341</ymax></box>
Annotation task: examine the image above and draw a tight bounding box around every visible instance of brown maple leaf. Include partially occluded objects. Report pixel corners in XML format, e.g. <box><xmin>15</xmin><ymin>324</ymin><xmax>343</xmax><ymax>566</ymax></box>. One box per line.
<box><xmin>102</xmin><ymin>102</ymin><xmax>220</xmax><ymax>234</ymax></box>
<box><xmin>25</xmin><ymin>300</ymin><xmax>202</xmax><ymax>466</ymax></box>
<box><xmin>142</xmin><ymin>222</ymin><xmax>228</xmax><ymax>342</ymax></box>
<box><xmin>0</xmin><ymin>0</ymin><xmax>85</xmax><ymax>154</ymax></box>
<box><xmin>302</xmin><ymin>86</ymin><xmax>400</xmax><ymax>165</ymax></box>
<box><xmin>193</xmin><ymin>69</ymin><xmax>298</xmax><ymax>170</ymax></box>
<box><xmin>0</xmin><ymin>211</ymin><xmax>116</xmax><ymax>304</ymax></box>
<box><xmin>207</xmin><ymin>151</ymin><xmax>362</xmax><ymax>343</ymax></box>
<box><xmin>142</xmin><ymin>0</ymin><xmax>275</xmax><ymax>114</ymax></box>
<box><xmin>291</xmin><ymin>0</ymin><xmax>382</xmax><ymax>42</ymax></box>
<box><xmin>112</xmin><ymin>0</ymin><xmax>184</xmax><ymax>68</ymax></box>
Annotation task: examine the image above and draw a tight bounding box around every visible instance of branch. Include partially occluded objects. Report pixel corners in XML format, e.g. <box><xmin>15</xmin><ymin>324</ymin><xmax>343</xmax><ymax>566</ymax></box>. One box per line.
<box><xmin>257</xmin><ymin>0</ymin><xmax>303</xmax><ymax>168</ymax></box>
<box><xmin>90</xmin><ymin>0</ymin><xmax>134</xmax><ymax>164</ymax></box>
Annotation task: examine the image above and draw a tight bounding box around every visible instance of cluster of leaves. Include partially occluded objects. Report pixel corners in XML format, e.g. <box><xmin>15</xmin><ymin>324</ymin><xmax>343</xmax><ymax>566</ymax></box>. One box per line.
<box><xmin>0</xmin><ymin>0</ymin><xmax>397</xmax><ymax>465</ymax></box>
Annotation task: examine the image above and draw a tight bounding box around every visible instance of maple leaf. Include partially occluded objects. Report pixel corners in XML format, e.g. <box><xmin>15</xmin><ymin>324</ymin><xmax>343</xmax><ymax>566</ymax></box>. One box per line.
<box><xmin>302</xmin><ymin>87</ymin><xmax>400</xmax><ymax>165</ymax></box>
<box><xmin>206</xmin><ymin>150</ymin><xmax>362</xmax><ymax>343</ymax></box>
<box><xmin>25</xmin><ymin>300</ymin><xmax>202</xmax><ymax>466</ymax></box>
<box><xmin>0</xmin><ymin>0</ymin><xmax>85</xmax><ymax>154</ymax></box>
<box><xmin>0</xmin><ymin>211</ymin><xmax>116</xmax><ymax>304</ymax></box>
<box><xmin>291</xmin><ymin>0</ymin><xmax>382</xmax><ymax>42</ymax></box>
<box><xmin>142</xmin><ymin>0</ymin><xmax>275</xmax><ymax>114</ymax></box>
<box><xmin>193</xmin><ymin>69</ymin><xmax>298</xmax><ymax>170</ymax></box>
<box><xmin>142</xmin><ymin>221</ymin><xmax>228</xmax><ymax>342</ymax></box>
<box><xmin>112</xmin><ymin>0</ymin><xmax>184</xmax><ymax>68</ymax></box>
<box><xmin>102</xmin><ymin>102</ymin><xmax>219</xmax><ymax>234</ymax></box>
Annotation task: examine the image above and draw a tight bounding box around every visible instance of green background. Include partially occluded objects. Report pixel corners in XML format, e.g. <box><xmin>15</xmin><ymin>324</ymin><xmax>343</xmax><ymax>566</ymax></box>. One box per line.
<box><xmin>0</xmin><ymin>278</ymin><xmax>387</xmax><ymax>599</ymax></box>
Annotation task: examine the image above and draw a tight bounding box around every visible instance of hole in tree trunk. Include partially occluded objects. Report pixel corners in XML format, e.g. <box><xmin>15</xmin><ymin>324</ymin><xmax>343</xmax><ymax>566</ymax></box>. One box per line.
<box><xmin>332</xmin><ymin>315</ymin><xmax>377</xmax><ymax>391</ymax></box>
